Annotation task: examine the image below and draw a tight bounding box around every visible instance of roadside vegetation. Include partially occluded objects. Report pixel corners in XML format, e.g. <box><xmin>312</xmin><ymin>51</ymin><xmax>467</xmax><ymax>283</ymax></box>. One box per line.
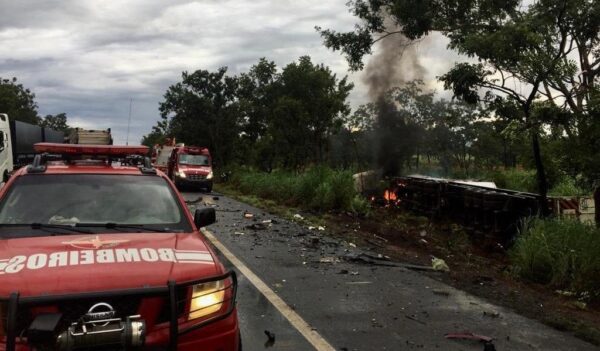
<box><xmin>511</xmin><ymin>218</ymin><xmax>600</xmax><ymax>302</ymax></box>
<box><xmin>224</xmin><ymin>167</ymin><xmax>370</xmax><ymax>215</ymax></box>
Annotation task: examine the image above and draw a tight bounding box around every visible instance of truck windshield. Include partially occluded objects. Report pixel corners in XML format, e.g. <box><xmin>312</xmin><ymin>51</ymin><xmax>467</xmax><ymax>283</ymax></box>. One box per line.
<box><xmin>0</xmin><ymin>175</ymin><xmax>191</xmax><ymax>235</ymax></box>
<box><xmin>179</xmin><ymin>154</ymin><xmax>209</xmax><ymax>166</ymax></box>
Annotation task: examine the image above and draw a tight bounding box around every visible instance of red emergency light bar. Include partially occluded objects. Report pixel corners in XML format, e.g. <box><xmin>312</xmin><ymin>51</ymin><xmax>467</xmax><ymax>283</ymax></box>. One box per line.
<box><xmin>34</xmin><ymin>143</ymin><xmax>149</xmax><ymax>156</ymax></box>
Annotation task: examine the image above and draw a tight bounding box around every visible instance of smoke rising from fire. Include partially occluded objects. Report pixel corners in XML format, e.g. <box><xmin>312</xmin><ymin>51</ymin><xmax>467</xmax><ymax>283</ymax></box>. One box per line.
<box><xmin>364</xmin><ymin>22</ymin><xmax>428</xmax><ymax>100</ymax></box>
<box><xmin>364</xmin><ymin>21</ymin><xmax>429</xmax><ymax>176</ymax></box>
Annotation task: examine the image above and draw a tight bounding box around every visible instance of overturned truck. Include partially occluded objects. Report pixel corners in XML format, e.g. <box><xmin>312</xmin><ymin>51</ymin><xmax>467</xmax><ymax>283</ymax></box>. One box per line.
<box><xmin>388</xmin><ymin>175</ymin><xmax>542</xmax><ymax>245</ymax></box>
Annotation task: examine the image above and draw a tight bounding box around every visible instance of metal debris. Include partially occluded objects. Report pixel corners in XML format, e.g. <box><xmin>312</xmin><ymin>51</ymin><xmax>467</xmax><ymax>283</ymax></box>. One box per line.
<box><xmin>483</xmin><ymin>311</ymin><xmax>501</xmax><ymax>318</ymax></box>
<box><xmin>264</xmin><ymin>330</ymin><xmax>276</xmax><ymax>347</ymax></box>
<box><xmin>343</xmin><ymin>253</ymin><xmax>398</xmax><ymax>267</ymax></box>
<box><xmin>433</xmin><ymin>289</ymin><xmax>451</xmax><ymax>297</ymax></box>
<box><xmin>444</xmin><ymin>332</ymin><xmax>492</xmax><ymax>342</ymax></box>
<box><xmin>405</xmin><ymin>314</ymin><xmax>427</xmax><ymax>325</ymax></box>
<box><xmin>246</xmin><ymin>222</ymin><xmax>270</xmax><ymax>230</ymax></box>
<box><xmin>445</xmin><ymin>332</ymin><xmax>496</xmax><ymax>351</ymax></box>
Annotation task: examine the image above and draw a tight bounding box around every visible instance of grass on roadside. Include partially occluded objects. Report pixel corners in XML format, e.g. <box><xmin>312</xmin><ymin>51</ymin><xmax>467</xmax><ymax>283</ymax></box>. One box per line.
<box><xmin>226</xmin><ymin>167</ymin><xmax>371</xmax><ymax>215</ymax></box>
<box><xmin>511</xmin><ymin>217</ymin><xmax>600</xmax><ymax>301</ymax></box>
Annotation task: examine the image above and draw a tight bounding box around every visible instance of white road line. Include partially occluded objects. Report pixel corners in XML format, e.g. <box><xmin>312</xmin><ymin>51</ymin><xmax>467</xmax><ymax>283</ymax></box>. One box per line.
<box><xmin>202</xmin><ymin>228</ymin><xmax>336</xmax><ymax>351</ymax></box>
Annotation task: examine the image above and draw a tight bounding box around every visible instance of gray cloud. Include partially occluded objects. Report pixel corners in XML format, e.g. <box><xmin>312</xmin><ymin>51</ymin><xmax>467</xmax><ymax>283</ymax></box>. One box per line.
<box><xmin>0</xmin><ymin>0</ymin><xmax>459</xmax><ymax>144</ymax></box>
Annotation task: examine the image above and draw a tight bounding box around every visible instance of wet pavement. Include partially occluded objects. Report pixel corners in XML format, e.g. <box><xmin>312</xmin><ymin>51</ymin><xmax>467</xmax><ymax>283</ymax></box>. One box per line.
<box><xmin>183</xmin><ymin>192</ymin><xmax>600</xmax><ymax>351</ymax></box>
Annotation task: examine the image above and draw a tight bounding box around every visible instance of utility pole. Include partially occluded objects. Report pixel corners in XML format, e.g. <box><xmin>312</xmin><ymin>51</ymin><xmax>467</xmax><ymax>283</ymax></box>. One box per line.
<box><xmin>126</xmin><ymin>98</ymin><xmax>132</xmax><ymax>145</ymax></box>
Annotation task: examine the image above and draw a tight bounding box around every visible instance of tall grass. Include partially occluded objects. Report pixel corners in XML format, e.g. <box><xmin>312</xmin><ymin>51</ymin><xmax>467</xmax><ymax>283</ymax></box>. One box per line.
<box><xmin>548</xmin><ymin>177</ymin><xmax>588</xmax><ymax>197</ymax></box>
<box><xmin>511</xmin><ymin>218</ymin><xmax>600</xmax><ymax>299</ymax></box>
<box><xmin>229</xmin><ymin>167</ymin><xmax>370</xmax><ymax>215</ymax></box>
<box><xmin>486</xmin><ymin>169</ymin><xmax>538</xmax><ymax>193</ymax></box>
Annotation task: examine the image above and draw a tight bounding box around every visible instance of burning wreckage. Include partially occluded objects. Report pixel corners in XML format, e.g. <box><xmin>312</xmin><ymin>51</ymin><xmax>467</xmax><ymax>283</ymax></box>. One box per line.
<box><xmin>369</xmin><ymin>175</ymin><xmax>595</xmax><ymax>245</ymax></box>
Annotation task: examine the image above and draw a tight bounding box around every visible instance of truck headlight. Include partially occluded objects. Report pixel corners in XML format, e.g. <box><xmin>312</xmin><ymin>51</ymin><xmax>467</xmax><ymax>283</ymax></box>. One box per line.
<box><xmin>189</xmin><ymin>280</ymin><xmax>225</xmax><ymax>320</ymax></box>
<box><xmin>206</xmin><ymin>171</ymin><xmax>213</xmax><ymax>180</ymax></box>
<box><xmin>176</xmin><ymin>170</ymin><xmax>186</xmax><ymax>179</ymax></box>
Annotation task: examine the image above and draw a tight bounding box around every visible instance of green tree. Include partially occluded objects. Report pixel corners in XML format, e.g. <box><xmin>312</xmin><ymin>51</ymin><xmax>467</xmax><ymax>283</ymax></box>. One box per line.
<box><xmin>0</xmin><ymin>77</ymin><xmax>40</xmax><ymax>124</ymax></box>
<box><xmin>159</xmin><ymin>67</ymin><xmax>240</xmax><ymax>166</ymax></box>
<box><xmin>236</xmin><ymin>59</ymin><xmax>280</xmax><ymax>170</ymax></box>
<box><xmin>40</xmin><ymin>113</ymin><xmax>70</xmax><ymax>132</ymax></box>
<box><xmin>237</xmin><ymin>58</ymin><xmax>279</xmax><ymax>143</ymax></box>
<box><xmin>272</xmin><ymin>56</ymin><xmax>353</xmax><ymax>167</ymax></box>
<box><xmin>318</xmin><ymin>0</ymin><xmax>600</xmax><ymax>204</ymax></box>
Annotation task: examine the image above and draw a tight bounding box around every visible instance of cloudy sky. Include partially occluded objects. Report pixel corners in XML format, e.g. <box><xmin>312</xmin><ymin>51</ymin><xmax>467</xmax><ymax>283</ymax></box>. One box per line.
<box><xmin>0</xmin><ymin>0</ymin><xmax>461</xmax><ymax>144</ymax></box>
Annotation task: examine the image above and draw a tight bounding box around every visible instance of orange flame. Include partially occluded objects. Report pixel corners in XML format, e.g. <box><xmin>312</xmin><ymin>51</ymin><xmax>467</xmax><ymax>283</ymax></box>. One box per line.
<box><xmin>384</xmin><ymin>190</ymin><xmax>397</xmax><ymax>201</ymax></box>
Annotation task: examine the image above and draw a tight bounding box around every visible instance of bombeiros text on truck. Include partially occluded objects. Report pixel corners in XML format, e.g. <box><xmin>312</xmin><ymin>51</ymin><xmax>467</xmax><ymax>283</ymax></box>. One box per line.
<box><xmin>0</xmin><ymin>143</ymin><xmax>240</xmax><ymax>351</ymax></box>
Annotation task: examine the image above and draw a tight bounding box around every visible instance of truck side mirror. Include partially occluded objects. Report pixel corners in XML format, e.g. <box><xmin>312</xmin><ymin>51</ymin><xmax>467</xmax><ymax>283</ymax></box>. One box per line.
<box><xmin>194</xmin><ymin>208</ymin><xmax>216</xmax><ymax>228</ymax></box>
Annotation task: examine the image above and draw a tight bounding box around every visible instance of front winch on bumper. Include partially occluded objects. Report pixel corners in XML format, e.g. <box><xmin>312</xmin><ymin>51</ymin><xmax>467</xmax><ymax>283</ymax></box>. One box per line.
<box><xmin>56</xmin><ymin>314</ymin><xmax>145</xmax><ymax>351</ymax></box>
<box><xmin>2</xmin><ymin>271</ymin><xmax>238</xmax><ymax>351</ymax></box>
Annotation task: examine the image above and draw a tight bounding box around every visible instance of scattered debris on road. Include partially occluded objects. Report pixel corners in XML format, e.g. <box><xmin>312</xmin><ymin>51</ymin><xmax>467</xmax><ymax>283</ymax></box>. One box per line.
<box><xmin>246</xmin><ymin>222</ymin><xmax>271</xmax><ymax>230</ymax></box>
<box><xmin>483</xmin><ymin>310</ymin><xmax>501</xmax><ymax>318</ymax></box>
<box><xmin>243</xmin><ymin>212</ymin><xmax>254</xmax><ymax>219</ymax></box>
<box><xmin>343</xmin><ymin>253</ymin><xmax>397</xmax><ymax>267</ymax></box>
<box><xmin>445</xmin><ymin>332</ymin><xmax>497</xmax><ymax>351</ymax></box>
<box><xmin>264</xmin><ymin>330</ymin><xmax>276</xmax><ymax>347</ymax></box>
<box><xmin>405</xmin><ymin>314</ymin><xmax>427</xmax><ymax>325</ymax></box>
<box><xmin>319</xmin><ymin>257</ymin><xmax>340</xmax><ymax>264</ymax></box>
<box><xmin>293</xmin><ymin>213</ymin><xmax>304</xmax><ymax>220</ymax></box>
<box><xmin>432</xmin><ymin>258</ymin><xmax>450</xmax><ymax>272</ymax></box>
<box><xmin>433</xmin><ymin>289</ymin><xmax>451</xmax><ymax>297</ymax></box>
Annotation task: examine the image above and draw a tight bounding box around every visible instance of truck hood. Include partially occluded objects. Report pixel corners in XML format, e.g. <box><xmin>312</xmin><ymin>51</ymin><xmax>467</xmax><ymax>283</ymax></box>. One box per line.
<box><xmin>0</xmin><ymin>232</ymin><xmax>219</xmax><ymax>298</ymax></box>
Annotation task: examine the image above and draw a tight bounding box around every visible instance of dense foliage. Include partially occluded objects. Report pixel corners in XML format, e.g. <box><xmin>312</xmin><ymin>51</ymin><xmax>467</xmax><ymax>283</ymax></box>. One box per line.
<box><xmin>145</xmin><ymin>56</ymin><xmax>353</xmax><ymax>169</ymax></box>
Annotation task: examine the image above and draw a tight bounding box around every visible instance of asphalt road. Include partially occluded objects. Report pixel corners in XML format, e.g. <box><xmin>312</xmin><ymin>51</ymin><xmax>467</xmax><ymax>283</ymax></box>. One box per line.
<box><xmin>183</xmin><ymin>191</ymin><xmax>599</xmax><ymax>351</ymax></box>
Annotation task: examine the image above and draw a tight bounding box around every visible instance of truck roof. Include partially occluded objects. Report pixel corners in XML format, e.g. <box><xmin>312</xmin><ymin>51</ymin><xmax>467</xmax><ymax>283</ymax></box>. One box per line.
<box><xmin>12</xmin><ymin>161</ymin><xmax>168</xmax><ymax>176</ymax></box>
<box><xmin>10</xmin><ymin>143</ymin><xmax>165</xmax><ymax>177</ymax></box>
<box><xmin>175</xmin><ymin>146</ymin><xmax>210</xmax><ymax>155</ymax></box>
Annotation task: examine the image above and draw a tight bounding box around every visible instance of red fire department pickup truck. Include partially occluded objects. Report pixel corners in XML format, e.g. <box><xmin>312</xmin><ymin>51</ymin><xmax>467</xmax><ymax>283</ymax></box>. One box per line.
<box><xmin>0</xmin><ymin>143</ymin><xmax>240</xmax><ymax>351</ymax></box>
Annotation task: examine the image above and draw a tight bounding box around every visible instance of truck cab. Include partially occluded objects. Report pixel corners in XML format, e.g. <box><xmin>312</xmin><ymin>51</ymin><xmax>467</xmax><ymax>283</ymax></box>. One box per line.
<box><xmin>0</xmin><ymin>143</ymin><xmax>239</xmax><ymax>351</ymax></box>
<box><xmin>0</xmin><ymin>114</ymin><xmax>14</xmax><ymax>183</ymax></box>
<box><xmin>167</xmin><ymin>146</ymin><xmax>213</xmax><ymax>192</ymax></box>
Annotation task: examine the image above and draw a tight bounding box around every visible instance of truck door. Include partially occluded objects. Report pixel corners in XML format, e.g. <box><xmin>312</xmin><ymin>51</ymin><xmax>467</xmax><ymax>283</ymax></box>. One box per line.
<box><xmin>0</xmin><ymin>114</ymin><xmax>13</xmax><ymax>182</ymax></box>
